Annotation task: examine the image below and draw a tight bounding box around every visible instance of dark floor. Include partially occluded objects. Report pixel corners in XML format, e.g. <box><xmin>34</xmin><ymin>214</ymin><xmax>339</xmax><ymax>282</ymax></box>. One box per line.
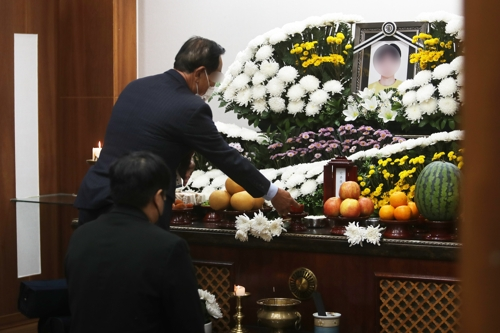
<box><xmin>0</xmin><ymin>323</ymin><xmax>37</xmax><ymax>333</ymax></box>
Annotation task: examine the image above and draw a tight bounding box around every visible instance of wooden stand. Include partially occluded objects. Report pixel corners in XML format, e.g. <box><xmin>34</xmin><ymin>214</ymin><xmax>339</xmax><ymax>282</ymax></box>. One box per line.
<box><xmin>323</xmin><ymin>157</ymin><xmax>358</xmax><ymax>203</ymax></box>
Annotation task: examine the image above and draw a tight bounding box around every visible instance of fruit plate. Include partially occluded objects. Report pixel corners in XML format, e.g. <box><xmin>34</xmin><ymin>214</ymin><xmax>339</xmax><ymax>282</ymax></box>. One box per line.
<box><xmin>329</xmin><ymin>216</ymin><xmax>369</xmax><ymax>236</ymax></box>
<box><xmin>379</xmin><ymin>219</ymin><xmax>417</xmax><ymax>239</ymax></box>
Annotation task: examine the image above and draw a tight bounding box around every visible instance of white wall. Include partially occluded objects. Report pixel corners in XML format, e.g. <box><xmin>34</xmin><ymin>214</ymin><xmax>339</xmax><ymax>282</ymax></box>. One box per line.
<box><xmin>138</xmin><ymin>0</ymin><xmax>463</xmax><ymax>128</ymax></box>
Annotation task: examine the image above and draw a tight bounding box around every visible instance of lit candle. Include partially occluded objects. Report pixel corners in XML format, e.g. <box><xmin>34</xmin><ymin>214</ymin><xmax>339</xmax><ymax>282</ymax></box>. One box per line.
<box><xmin>92</xmin><ymin>141</ymin><xmax>102</xmax><ymax>161</ymax></box>
<box><xmin>234</xmin><ymin>285</ymin><xmax>245</xmax><ymax>296</ymax></box>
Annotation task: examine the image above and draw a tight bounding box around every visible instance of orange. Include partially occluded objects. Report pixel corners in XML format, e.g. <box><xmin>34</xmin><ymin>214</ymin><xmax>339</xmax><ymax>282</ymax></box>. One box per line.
<box><xmin>209</xmin><ymin>190</ymin><xmax>231</xmax><ymax>211</ymax></box>
<box><xmin>390</xmin><ymin>191</ymin><xmax>408</xmax><ymax>208</ymax></box>
<box><xmin>225</xmin><ymin>178</ymin><xmax>245</xmax><ymax>195</ymax></box>
<box><xmin>379</xmin><ymin>205</ymin><xmax>395</xmax><ymax>220</ymax></box>
<box><xmin>408</xmin><ymin>201</ymin><xmax>419</xmax><ymax>219</ymax></box>
<box><xmin>394</xmin><ymin>205</ymin><xmax>412</xmax><ymax>221</ymax></box>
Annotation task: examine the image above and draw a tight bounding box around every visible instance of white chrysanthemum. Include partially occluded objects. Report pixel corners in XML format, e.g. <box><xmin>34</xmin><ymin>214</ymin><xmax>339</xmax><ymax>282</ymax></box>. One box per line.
<box><xmin>343</xmin><ymin>105</ymin><xmax>359</xmax><ymax>121</ymax></box>
<box><xmin>266</xmin><ymin>77</ymin><xmax>285</xmax><ymax>97</ymax></box>
<box><xmin>397</xmin><ymin>79</ymin><xmax>415</xmax><ymax>93</ymax></box>
<box><xmin>299</xmin><ymin>75</ymin><xmax>321</xmax><ymax>92</ymax></box>
<box><xmin>235</xmin><ymin>214</ymin><xmax>252</xmax><ymax>233</ymax></box>
<box><xmin>402</xmin><ymin>91</ymin><xmax>417</xmax><ymax>106</ymax></box>
<box><xmin>309</xmin><ymin>89</ymin><xmax>329</xmax><ymax>105</ymax></box>
<box><xmin>259</xmin><ymin>230</ymin><xmax>273</xmax><ymax>242</ymax></box>
<box><xmin>288</xmin><ymin>188</ymin><xmax>300</xmax><ymax>199</ymax></box>
<box><xmin>251</xmin><ymin>85</ymin><xmax>266</xmax><ymax>100</ymax></box>
<box><xmin>450</xmin><ymin>56</ymin><xmax>464</xmax><ymax>73</ymax></box>
<box><xmin>361</xmin><ymin>96</ymin><xmax>378</xmax><ymax>111</ymax></box>
<box><xmin>222</xmin><ymin>123</ymin><xmax>240</xmax><ymax>138</ymax></box>
<box><xmin>438</xmin><ymin>77</ymin><xmax>457</xmax><ymax>97</ymax></box>
<box><xmin>228</xmin><ymin>60</ymin><xmax>243</xmax><ymax>77</ymax></box>
<box><xmin>416</xmin><ymin>11</ymin><xmax>459</xmax><ymax>23</ymax></box>
<box><xmin>287</xmin><ymin>84</ymin><xmax>306</xmax><ymax>101</ymax></box>
<box><xmin>252</xmin><ymin>72</ymin><xmax>267</xmax><ymax>86</ymax></box>
<box><xmin>433</xmin><ymin>63</ymin><xmax>453</xmax><ymax>80</ymax></box>
<box><xmin>260</xmin><ymin>169</ymin><xmax>279</xmax><ymax>181</ymax></box>
<box><xmin>247</xmin><ymin>34</ymin><xmax>266</xmax><ymax>50</ymax></box>
<box><xmin>231</xmin><ymin>73</ymin><xmax>251</xmax><ymax>91</ymax></box>
<box><xmin>405</xmin><ymin>104</ymin><xmax>423</xmax><ymax>122</ymax></box>
<box><xmin>269</xmin><ymin>218</ymin><xmax>285</xmax><ymax>237</ymax></box>
<box><xmin>198</xmin><ymin>289</ymin><xmax>216</xmax><ymax>304</ymax></box>
<box><xmin>223</xmin><ymin>86</ymin><xmax>237</xmax><ymax>101</ymax></box>
<box><xmin>262</xmin><ymin>27</ymin><xmax>280</xmax><ymax>41</ymax></box>
<box><xmin>251</xmin><ymin>99</ymin><xmax>268</xmax><ymax>114</ymax></box>
<box><xmin>260</xmin><ymin>61</ymin><xmax>280</xmax><ymax>78</ymax></box>
<box><xmin>268</xmin><ymin>97</ymin><xmax>286</xmax><ymax>113</ymax></box>
<box><xmin>235</xmin><ymin>88</ymin><xmax>252</xmax><ymax>106</ymax></box>
<box><xmin>305</xmin><ymin>103</ymin><xmax>321</xmax><ymax>116</ymax></box>
<box><xmin>413</xmin><ymin>70</ymin><xmax>432</xmax><ymax>86</ymax></box>
<box><xmin>206</xmin><ymin>302</ymin><xmax>223</xmax><ymax>319</ymax></box>
<box><xmin>251</xmin><ymin>211</ymin><xmax>268</xmax><ymax>232</ymax></box>
<box><xmin>235</xmin><ymin>229</ymin><xmax>248</xmax><ymax>242</ymax></box>
<box><xmin>358</xmin><ymin>87</ymin><xmax>374</xmax><ymax>99</ymax></box>
<box><xmin>287</xmin><ymin>100</ymin><xmax>305</xmax><ymax>115</ymax></box>
<box><xmin>365</xmin><ymin>225</ymin><xmax>384</xmax><ymax>246</ymax></box>
<box><xmin>255</xmin><ymin>45</ymin><xmax>274</xmax><ymax>61</ymax></box>
<box><xmin>416</xmin><ymin>84</ymin><xmax>435</xmax><ymax>102</ymax></box>
<box><xmin>187</xmin><ymin>169</ymin><xmax>205</xmax><ymax>180</ymax></box>
<box><xmin>280</xmin><ymin>168</ymin><xmax>294</xmax><ymax>181</ymax></box>
<box><xmin>235</xmin><ymin>49</ymin><xmax>254</xmax><ymax>64</ymax></box>
<box><xmin>306</xmin><ymin>164</ymin><xmax>324</xmax><ymax>178</ymax></box>
<box><xmin>344</xmin><ymin>222</ymin><xmax>365</xmax><ymax>247</ymax></box>
<box><xmin>281</xmin><ymin>21</ymin><xmax>307</xmax><ymax>35</ymax></box>
<box><xmin>323</xmin><ymin>80</ymin><xmax>343</xmax><ymax>94</ymax></box>
<box><xmin>316</xmin><ymin>173</ymin><xmax>324</xmax><ymax>185</ymax></box>
<box><xmin>211</xmin><ymin>174</ymin><xmax>228</xmax><ymax>188</ymax></box>
<box><xmin>243</xmin><ymin>61</ymin><xmax>259</xmax><ymax>76</ymax></box>
<box><xmin>204</xmin><ymin>169</ymin><xmax>223</xmax><ymax>179</ymax></box>
<box><xmin>458</xmin><ymin>88</ymin><xmax>464</xmax><ymax>103</ymax></box>
<box><xmin>456</xmin><ymin>73</ymin><xmax>464</xmax><ymax>87</ymax></box>
<box><xmin>439</xmin><ymin>97</ymin><xmax>459</xmax><ymax>115</ymax></box>
<box><xmin>420</xmin><ymin>98</ymin><xmax>438</xmax><ymax>115</ymax></box>
<box><xmin>277</xmin><ymin>66</ymin><xmax>298</xmax><ymax>83</ymax></box>
<box><xmin>446</xmin><ymin>17</ymin><xmax>464</xmax><ymax>35</ymax></box>
<box><xmin>304</xmin><ymin>15</ymin><xmax>323</xmax><ymax>27</ymax></box>
<box><xmin>456</xmin><ymin>29</ymin><xmax>464</xmax><ymax>41</ymax></box>
<box><xmin>286</xmin><ymin>173</ymin><xmax>306</xmax><ymax>189</ymax></box>
<box><xmin>191</xmin><ymin>174</ymin><xmax>210</xmax><ymax>188</ymax></box>
<box><xmin>300</xmin><ymin>179</ymin><xmax>318</xmax><ymax>196</ymax></box>
<box><xmin>378</xmin><ymin>107</ymin><xmax>398</xmax><ymax>123</ymax></box>
<box><xmin>268</xmin><ymin>29</ymin><xmax>289</xmax><ymax>45</ymax></box>
<box><xmin>217</xmin><ymin>74</ymin><xmax>233</xmax><ymax>93</ymax></box>
<box><xmin>201</xmin><ymin>186</ymin><xmax>216</xmax><ymax>196</ymax></box>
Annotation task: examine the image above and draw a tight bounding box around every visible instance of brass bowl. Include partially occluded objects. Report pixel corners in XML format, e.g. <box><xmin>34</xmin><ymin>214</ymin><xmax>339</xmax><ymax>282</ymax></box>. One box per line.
<box><xmin>256</xmin><ymin>298</ymin><xmax>301</xmax><ymax>333</ymax></box>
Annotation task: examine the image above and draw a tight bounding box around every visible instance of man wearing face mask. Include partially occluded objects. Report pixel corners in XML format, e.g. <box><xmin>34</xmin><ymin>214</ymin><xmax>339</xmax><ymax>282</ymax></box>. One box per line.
<box><xmin>66</xmin><ymin>151</ymin><xmax>205</xmax><ymax>332</ymax></box>
<box><xmin>75</xmin><ymin>36</ymin><xmax>299</xmax><ymax>229</ymax></box>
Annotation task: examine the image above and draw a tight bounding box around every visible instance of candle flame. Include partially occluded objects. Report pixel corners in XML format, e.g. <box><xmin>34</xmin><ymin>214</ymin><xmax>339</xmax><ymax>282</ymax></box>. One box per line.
<box><xmin>98</xmin><ymin>141</ymin><xmax>101</xmax><ymax>148</ymax></box>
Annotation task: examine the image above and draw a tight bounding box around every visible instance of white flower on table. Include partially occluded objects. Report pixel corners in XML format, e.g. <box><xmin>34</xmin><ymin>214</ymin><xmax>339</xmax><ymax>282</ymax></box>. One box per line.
<box><xmin>365</xmin><ymin>225</ymin><xmax>385</xmax><ymax>246</ymax></box>
<box><xmin>344</xmin><ymin>222</ymin><xmax>366</xmax><ymax>247</ymax></box>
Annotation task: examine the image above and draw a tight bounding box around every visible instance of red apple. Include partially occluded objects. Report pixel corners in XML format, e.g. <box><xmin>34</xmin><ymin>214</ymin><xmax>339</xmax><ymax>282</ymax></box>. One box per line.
<box><xmin>358</xmin><ymin>197</ymin><xmax>374</xmax><ymax>217</ymax></box>
<box><xmin>290</xmin><ymin>203</ymin><xmax>304</xmax><ymax>214</ymax></box>
<box><xmin>339</xmin><ymin>181</ymin><xmax>361</xmax><ymax>200</ymax></box>
<box><xmin>323</xmin><ymin>197</ymin><xmax>342</xmax><ymax>217</ymax></box>
<box><xmin>340</xmin><ymin>198</ymin><xmax>361</xmax><ymax>218</ymax></box>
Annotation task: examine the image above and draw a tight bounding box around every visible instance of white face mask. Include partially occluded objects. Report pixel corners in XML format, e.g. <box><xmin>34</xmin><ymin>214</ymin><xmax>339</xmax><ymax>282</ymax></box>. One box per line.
<box><xmin>196</xmin><ymin>70</ymin><xmax>214</xmax><ymax>102</ymax></box>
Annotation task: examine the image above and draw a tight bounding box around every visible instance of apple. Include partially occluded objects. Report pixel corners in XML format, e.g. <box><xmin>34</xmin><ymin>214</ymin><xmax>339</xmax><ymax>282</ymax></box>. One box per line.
<box><xmin>339</xmin><ymin>181</ymin><xmax>361</xmax><ymax>200</ymax></box>
<box><xmin>323</xmin><ymin>197</ymin><xmax>342</xmax><ymax>217</ymax></box>
<box><xmin>340</xmin><ymin>198</ymin><xmax>361</xmax><ymax>218</ymax></box>
<box><xmin>358</xmin><ymin>197</ymin><xmax>374</xmax><ymax>217</ymax></box>
<box><xmin>290</xmin><ymin>203</ymin><xmax>304</xmax><ymax>214</ymax></box>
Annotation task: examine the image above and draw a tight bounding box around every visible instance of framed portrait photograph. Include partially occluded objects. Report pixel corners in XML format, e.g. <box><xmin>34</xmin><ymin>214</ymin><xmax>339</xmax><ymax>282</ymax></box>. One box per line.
<box><xmin>351</xmin><ymin>21</ymin><xmax>429</xmax><ymax>94</ymax></box>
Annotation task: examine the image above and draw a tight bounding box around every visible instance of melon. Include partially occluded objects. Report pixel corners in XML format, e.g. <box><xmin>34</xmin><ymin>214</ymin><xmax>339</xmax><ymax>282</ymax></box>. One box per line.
<box><xmin>414</xmin><ymin>161</ymin><xmax>461</xmax><ymax>221</ymax></box>
<box><xmin>225</xmin><ymin>178</ymin><xmax>245</xmax><ymax>195</ymax></box>
<box><xmin>230</xmin><ymin>191</ymin><xmax>255</xmax><ymax>211</ymax></box>
<box><xmin>253</xmin><ymin>197</ymin><xmax>265</xmax><ymax>210</ymax></box>
<box><xmin>209</xmin><ymin>190</ymin><xmax>231</xmax><ymax>211</ymax></box>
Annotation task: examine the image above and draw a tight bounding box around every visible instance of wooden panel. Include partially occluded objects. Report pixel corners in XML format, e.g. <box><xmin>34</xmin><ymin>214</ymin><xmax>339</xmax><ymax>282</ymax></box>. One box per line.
<box><xmin>113</xmin><ymin>0</ymin><xmax>137</xmax><ymax>100</ymax></box>
<box><xmin>184</xmin><ymin>243</ymin><xmax>458</xmax><ymax>333</ymax></box>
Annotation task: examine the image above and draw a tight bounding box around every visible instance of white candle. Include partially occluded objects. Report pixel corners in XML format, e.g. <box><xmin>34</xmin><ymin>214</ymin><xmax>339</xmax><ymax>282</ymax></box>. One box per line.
<box><xmin>92</xmin><ymin>141</ymin><xmax>102</xmax><ymax>161</ymax></box>
<box><xmin>234</xmin><ymin>285</ymin><xmax>245</xmax><ymax>296</ymax></box>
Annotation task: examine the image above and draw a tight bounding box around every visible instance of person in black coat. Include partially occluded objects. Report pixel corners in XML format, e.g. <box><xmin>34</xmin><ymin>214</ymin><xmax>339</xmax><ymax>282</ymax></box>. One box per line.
<box><xmin>74</xmin><ymin>36</ymin><xmax>298</xmax><ymax>228</ymax></box>
<box><xmin>66</xmin><ymin>151</ymin><xmax>205</xmax><ymax>333</ymax></box>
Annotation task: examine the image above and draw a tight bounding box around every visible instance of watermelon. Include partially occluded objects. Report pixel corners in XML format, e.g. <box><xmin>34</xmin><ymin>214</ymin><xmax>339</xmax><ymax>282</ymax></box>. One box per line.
<box><xmin>414</xmin><ymin>161</ymin><xmax>461</xmax><ymax>221</ymax></box>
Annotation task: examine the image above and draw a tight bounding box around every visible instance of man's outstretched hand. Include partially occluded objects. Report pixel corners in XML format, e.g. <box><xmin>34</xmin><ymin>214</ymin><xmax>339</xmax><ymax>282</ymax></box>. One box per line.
<box><xmin>270</xmin><ymin>188</ymin><xmax>301</xmax><ymax>216</ymax></box>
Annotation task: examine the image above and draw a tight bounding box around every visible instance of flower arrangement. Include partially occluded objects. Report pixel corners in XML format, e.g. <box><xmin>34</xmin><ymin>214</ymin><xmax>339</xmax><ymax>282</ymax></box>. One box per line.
<box><xmin>198</xmin><ymin>289</ymin><xmax>223</xmax><ymax>323</ymax></box>
<box><xmin>344</xmin><ymin>222</ymin><xmax>385</xmax><ymax>246</ymax></box>
<box><xmin>217</xmin><ymin>14</ymin><xmax>362</xmax><ymax>134</ymax></box>
<box><xmin>234</xmin><ymin>211</ymin><xmax>286</xmax><ymax>242</ymax></box>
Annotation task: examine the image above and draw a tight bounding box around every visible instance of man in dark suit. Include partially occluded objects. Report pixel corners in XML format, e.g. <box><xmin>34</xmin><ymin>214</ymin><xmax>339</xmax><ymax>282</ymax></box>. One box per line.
<box><xmin>75</xmin><ymin>36</ymin><xmax>298</xmax><ymax>228</ymax></box>
<box><xmin>66</xmin><ymin>151</ymin><xmax>205</xmax><ymax>333</ymax></box>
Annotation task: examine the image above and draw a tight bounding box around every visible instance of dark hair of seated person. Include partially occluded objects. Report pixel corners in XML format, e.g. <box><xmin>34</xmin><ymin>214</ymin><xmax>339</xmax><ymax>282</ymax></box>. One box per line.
<box><xmin>109</xmin><ymin>151</ymin><xmax>170</xmax><ymax>209</ymax></box>
<box><xmin>173</xmin><ymin>36</ymin><xmax>226</xmax><ymax>74</ymax></box>
<box><xmin>373</xmin><ymin>43</ymin><xmax>402</xmax><ymax>61</ymax></box>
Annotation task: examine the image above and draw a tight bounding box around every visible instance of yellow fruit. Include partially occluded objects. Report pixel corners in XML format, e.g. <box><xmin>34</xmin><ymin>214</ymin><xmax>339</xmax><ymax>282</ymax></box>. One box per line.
<box><xmin>225</xmin><ymin>178</ymin><xmax>245</xmax><ymax>195</ymax></box>
<box><xmin>379</xmin><ymin>205</ymin><xmax>395</xmax><ymax>220</ymax></box>
<box><xmin>390</xmin><ymin>191</ymin><xmax>408</xmax><ymax>208</ymax></box>
<box><xmin>394</xmin><ymin>205</ymin><xmax>412</xmax><ymax>221</ymax></box>
<box><xmin>230</xmin><ymin>191</ymin><xmax>255</xmax><ymax>211</ymax></box>
<box><xmin>209</xmin><ymin>190</ymin><xmax>231</xmax><ymax>211</ymax></box>
<box><xmin>253</xmin><ymin>197</ymin><xmax>265</xmax><ymax>210</ymax></box>
<box><xmin>408</xmin><ymin>202</ymin><xmax>419</xmax><ymax>219</ymax></box>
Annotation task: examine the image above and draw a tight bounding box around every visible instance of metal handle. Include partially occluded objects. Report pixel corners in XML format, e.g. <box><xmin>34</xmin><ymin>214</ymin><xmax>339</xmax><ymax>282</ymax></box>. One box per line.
<box><xmin>295</xmin><ymin>312</ymin><xmax>302</xmax><ymax>330</ymax></box>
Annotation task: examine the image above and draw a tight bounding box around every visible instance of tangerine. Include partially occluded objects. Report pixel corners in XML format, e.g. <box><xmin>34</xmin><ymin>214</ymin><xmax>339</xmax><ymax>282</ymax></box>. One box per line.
<box><xmin>408</xmin><ymin>201</ymin><xmax>419</xmax><ymax>219</ymax></box>
<box><xmin>394</xmin><ymin>205</ymin><xmax>412</xmax><ymax>221</ymax></box>
<box><xmin>225</xmin><ymin>178</ymin><xmax>245</xmax><ymax>195</ymax></box>
<box><xmin>390</xmin><ymin>191</ymin><xmax>408</xmax><ymax>208</ymax></box>
<box><xmin>379</xmin><ymin>205</ymin><xmax>395</xmax><ymax>220</ymax></box>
